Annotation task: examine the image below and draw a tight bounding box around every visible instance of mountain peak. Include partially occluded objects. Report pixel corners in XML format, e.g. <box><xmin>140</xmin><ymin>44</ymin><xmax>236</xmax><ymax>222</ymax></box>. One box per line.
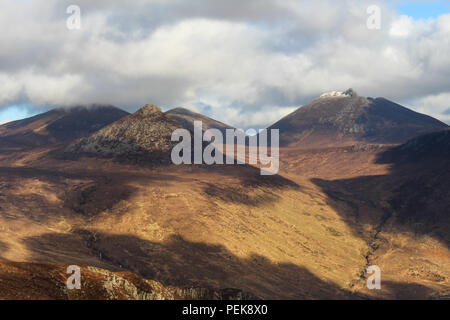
<box><xmin>166</xmin><ymin>107</ymin><xmax>196</xmax><ymax>116</ymax></box>
<box><xmin>138</xmin><ymin>104</ymin><xmax>163</xmax><ymax>116</ymax></box>
<box><xmin>269</xmin><ymin>94</ymin><xmax>448</xmax><ymax>148</ymax></box>
<box><xmin>319</xmin><ymin>88</ymin><xmax>358</xmax><ymax>99</ymax></box>
<box><xmin>166</xmin><ymin>107</ymin><xmax>234</xmax><ymax>135</ymax></box>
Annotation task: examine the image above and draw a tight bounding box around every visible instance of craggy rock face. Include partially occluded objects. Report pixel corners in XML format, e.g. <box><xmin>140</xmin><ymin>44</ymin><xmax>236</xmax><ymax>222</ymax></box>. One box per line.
<box><xmin>66</xmin><ymin>104</ymin><xmax>183</xmax><ymax>162</ymax></box>
<box><xmin>0</xmin><ymin>260</ymin><xmax>257</xmax><ymax>300</ymax></box>
<box><xmin>269</xmin><ymin>90</ymin><xmax>448</xmax><ymax>148</ymax></box>
<box><xmin>139</xmin><ymin>104</ymin><xmax>162</xmax><ymax>116</ymax></box>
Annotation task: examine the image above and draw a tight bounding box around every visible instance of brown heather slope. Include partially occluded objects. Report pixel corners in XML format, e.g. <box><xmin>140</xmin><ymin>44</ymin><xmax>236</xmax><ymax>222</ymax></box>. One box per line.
<box><xmin>268</xmin><ymin>89</ymin><xmax>448</xmax><ymax>148</ymax></box>
<box><xmin>0</xmin><ymin>105</ymin><xmax>449</xmax><ymax>299</ymax></box>
<box><xmin>0</xmin><ymin>153</ymin><xmax>369</xmax><ymax>299</ymax></box>
<box><xmin>0</xmin><ymin>105</ymin><xmax>129</xmax><ymax>149</ymax></box>
<box><xmin>1</xmin><ymin>144</ymin><xmax>449</xmax><ymax>299</ymax></box>
<box><xmin>279</xmin><ymin>133</ymin><xmax>450</xmax><ymax>299</ymax></box>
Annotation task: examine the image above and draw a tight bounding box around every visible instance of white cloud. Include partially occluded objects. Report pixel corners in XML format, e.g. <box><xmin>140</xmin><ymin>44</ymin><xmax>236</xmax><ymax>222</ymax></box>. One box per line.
<box><xmin>411</xmin><ymin>92</ymin><xmax>450</xmax><ymax>124</ymax></box>
<box><xmin>390</xmin><ymin>15</ymin><xmax>414</xmax><ymax>37</ymax></box>
<box><xmin>0</xmin><ymin>0</ymin><xmax>449</xmax><ymax>127</ymax></box>
<box><xmin>0</xmin><ymin>73</ymin><xmax>21</xmax><ymax>104</ymax></box>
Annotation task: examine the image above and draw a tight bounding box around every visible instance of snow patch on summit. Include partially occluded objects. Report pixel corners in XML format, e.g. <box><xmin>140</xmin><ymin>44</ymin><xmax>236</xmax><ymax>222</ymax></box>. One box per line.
<box><xmin>319</xmin><ymin>91</ymin><xmax>349</xmax><ymax>98</ymax></box>
<box><xmin>319</xmin><ymin>89</ymin><xmax>357</xmax><ymax>99</ymax></box>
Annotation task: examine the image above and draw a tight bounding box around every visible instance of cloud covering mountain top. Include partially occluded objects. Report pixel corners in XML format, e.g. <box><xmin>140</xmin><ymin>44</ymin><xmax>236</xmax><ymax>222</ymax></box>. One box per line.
<box><xmin>0</xmin><ymin>0</ymin><xmax>449</xmax><ymax>128</ymax></box>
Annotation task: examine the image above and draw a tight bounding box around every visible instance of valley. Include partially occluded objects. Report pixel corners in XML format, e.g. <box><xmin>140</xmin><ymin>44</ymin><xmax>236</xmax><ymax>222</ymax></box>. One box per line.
<box><xmin>0</xmin><ymin>93</ymin><xmax>449</xmax><ymax>300</ymax></box>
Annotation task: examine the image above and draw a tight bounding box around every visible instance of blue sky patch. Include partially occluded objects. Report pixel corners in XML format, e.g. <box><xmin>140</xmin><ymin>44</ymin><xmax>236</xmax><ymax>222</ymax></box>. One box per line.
<box><xmin>397</xmin><ymin>1</ymin><xmax>449</xmax><ymax>19</ymax></box>
<box><xmin>0</xmin><ymin>104</ymin><xmax>41</xmax><ymax>124</ymax></box>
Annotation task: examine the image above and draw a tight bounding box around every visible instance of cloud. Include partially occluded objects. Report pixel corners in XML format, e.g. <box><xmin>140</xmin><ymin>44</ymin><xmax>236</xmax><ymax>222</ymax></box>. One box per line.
<box><xmin>389</xmin><ymin>15</ymin><xmax>415</xmax><ymax>37</ymax></box>
<box><xmin>411</xmin><ymin>91</ymin><xmax>450</xmax><ymax>123</ymax></box>
<box><xmin>0</xmin><ymin>0</ymin><xmax>449</xmax><ymax>127</ymax></box>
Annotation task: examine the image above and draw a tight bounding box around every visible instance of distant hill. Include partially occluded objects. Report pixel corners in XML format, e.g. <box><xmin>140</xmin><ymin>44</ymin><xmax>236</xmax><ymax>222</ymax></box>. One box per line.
<box><xmin>373</xmin><ymin>129</ymin><xmax>450</xmax><ymax>248</ymax></box>
<box><xmin>66</xmin><ymin>104</ymin><xmax>182</xmax><ymax>162</ymax></box>
<box><xmin>377</xmin><ymin>129</ymin><xmax>450</xmax><ymax>163</ymax></box>
<box><xmin>166</xmin><ymin>107</ymin><xmax>234</xmax><ymax>135</ymax></box>
<box><xmin>0</xmin><ymin>105</ymin><xmax>129</xmax><ymax>148</ymax></box>
<box><xmin>268</xmin><ymin>89</ymin><xmax>448</xmax><ymax>148</ymax></box>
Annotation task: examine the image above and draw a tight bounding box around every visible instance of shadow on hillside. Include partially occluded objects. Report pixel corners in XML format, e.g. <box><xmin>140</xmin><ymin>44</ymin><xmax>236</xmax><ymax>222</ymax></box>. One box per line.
<box><xmin>0</xmin><ymin>165</ymin><xmax>141</xmax><ymax>221</ymax></box>
<box><xmin>0</xmin><ymin>240</ymin><xmax>9</xmax><ymax>254</ymax></box>
<box><xmin>310</xmin><ymin>146</ymin><xmax>450</xmax><ymax>249</ymax></box>
<box><xmin>0</xmin><ymin>164</ymin><xmax>191</xmax><ymax>221</ymax></box>
<box><xmin>23</xmin><ymin>230</ymin><xmax>353</xmax><ymax>299</ymax></box>
<box><xmin>45</xmin><ymin>126</ymin><xmax>301</xmax><ymax>207</ymax></box>
<box><xmin>198</xmin><ymin>164</ymin><xmax>301</xmax><ymax>207</ymax></box>
<box><xmin>380</xmin><ymin>281</ymin><xmax>440</xmax><ymax>300</ymax></box>
<box><xmin>22</xmin><ymin>230</ymin><xmax>442</xmax><ymax>299</ymax></box>
<box><xmin>0</xmin><ymin>160</ymin><xmax>300</xmax><ymax>221</ymax></box>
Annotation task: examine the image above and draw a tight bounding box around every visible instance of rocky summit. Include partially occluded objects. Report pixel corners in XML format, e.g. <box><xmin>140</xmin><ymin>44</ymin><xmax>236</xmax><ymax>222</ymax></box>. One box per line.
<box><xmin>65</xmin><ymin>104</ymin><xmax>183</xmax><ymax>162</ymax></box>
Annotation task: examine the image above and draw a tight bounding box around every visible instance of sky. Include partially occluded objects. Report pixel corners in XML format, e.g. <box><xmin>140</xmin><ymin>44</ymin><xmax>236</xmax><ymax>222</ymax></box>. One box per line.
<box><xmin>1</xmin><ymin>0</ymin><xmax>450</xmax><ymax>128</ymax></box>
<box><xmin>397</xmin><ymin>1</ymin><xmax>450</xmax><ymax>19</ymax></box>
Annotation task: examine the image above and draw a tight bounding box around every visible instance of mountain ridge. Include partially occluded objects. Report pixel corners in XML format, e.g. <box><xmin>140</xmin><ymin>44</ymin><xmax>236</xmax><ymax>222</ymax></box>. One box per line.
<box><xmin>268</xmin><ymin>90</ymin><xmax>448</xmax><ymax>148</ymax></box>
<box><xmin>0</xmin><ymin>105</ymin><xmax>129</xmax><ymax>149</ymax></box>
<box><xmin>166</xmin><ymin>107</ymin><xmax>234</xmax><ymax>135</ymax></box>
